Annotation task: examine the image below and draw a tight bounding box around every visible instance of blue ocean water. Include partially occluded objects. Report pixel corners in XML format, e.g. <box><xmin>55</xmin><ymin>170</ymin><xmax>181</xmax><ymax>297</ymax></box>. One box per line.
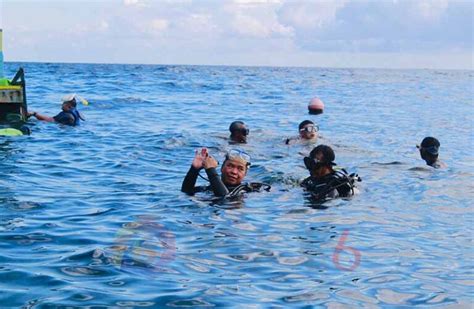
<box><xmin>0</xmin><ymin>62</ymin><xmax>473</xmax><ymax>308</ymax></box>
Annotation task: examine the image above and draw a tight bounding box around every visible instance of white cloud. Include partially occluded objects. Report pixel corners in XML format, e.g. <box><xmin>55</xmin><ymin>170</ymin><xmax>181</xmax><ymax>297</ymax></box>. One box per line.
<box><xmin>278</xmin><ymin>0</ymin><xmax>472</xmax><ymax>54</ymax></box>
<box><xmin>233</xmin><ymin>0</ymin><xmax>282</xmax><ymax>5</ymax></box>
<box><xmin>222</xmin><ymin>0</ymin><xmax>293</xmax><ymax>39</ymax></box>
<box><xmin>99</xmin><ymin>20</ymin><xmax>109</xmax><ymax>32</ymax></box>
<box><xmin>2</xmin><ymin>0</ymin><xmax>471</xmax><ymax>69</ymax></box>
<box><xmin>123</xmin><ymin>0</ymin><xmax>139</xmax><ymax>6</ymax></box>
<box><xmin>181</xmin><ymin>14</ymin><xmax>218</xmax><ymax>35</ymax></box>
<box><xmin>415</xmin><ymin>0</ymin><xmax>449</xmax><ymax>21</ymax></box>
<box><xmin>232</xmin><ymin>14</ymin><xmax>271</xmax><ymax>38</ymax></box>
<box><xmin>150</xmin><ymin>19</ymin><xmax>169</xmax><ymax>32</ymax></box>
<box><xmin>278</xmin><ymin>0</ymin><xmax>348</xmax><ymax>30</ymax></box>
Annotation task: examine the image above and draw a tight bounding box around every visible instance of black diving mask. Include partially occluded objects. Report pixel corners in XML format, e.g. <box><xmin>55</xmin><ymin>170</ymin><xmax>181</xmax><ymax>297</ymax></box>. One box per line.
<box><xmin>232</xmin><ymin>127</ymin><xmax>249</xmax><ymax>136</ymax></box>
<box><xmin>304</xmin><ymin>157</ymin><xmax>334</xmax><ymax>171</ymax></box>
<box><xmin>300</xmin><ymin>125</ymin><xmax>319</xmax><ymax>133</ymax></box>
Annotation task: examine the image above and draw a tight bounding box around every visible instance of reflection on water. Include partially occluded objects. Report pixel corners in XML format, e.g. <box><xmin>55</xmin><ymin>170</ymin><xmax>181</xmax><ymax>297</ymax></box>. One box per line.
<box><xmin>0</xmin><ymin>63</ymin><xmax>473</xmax><ymax>307</ymax></box>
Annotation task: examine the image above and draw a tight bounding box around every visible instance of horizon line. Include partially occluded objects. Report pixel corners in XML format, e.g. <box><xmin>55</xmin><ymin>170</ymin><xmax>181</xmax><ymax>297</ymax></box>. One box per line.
<box><xmin>3</xmin><ymin>60</ymin><xmax>472</xmax><ymax>72</ymax></box>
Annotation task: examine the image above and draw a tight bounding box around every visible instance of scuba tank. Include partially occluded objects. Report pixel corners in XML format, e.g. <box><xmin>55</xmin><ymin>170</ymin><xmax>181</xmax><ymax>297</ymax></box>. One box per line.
<box><xmin>227</xmin><ymin>182</ymin><xmax>272</xmax><ymax>198</ymax></box>
<box><xmin>303</xmin><ymin>169</ymin><xmax>361</xmax><ymax>201</ymax></box>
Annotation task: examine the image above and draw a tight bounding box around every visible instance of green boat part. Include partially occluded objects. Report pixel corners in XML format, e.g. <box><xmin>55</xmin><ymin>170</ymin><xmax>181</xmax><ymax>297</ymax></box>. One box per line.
<box><xmin>0</xmin><ymin>128</ymin><xmax>23</xmax><ymax>136</ymax></box>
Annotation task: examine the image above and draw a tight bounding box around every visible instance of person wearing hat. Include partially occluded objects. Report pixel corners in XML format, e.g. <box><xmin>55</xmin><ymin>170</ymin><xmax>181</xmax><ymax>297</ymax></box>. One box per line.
<box><xmin>417</xmin><ymin>137</ymin><xmax>446</xmax><ymax>169</ymax></box>
<box><xmin>28</xmin><ymin>94</ymin><xmax>84</xmax><ymax>126</ymax></box>
<box><xmin>229</xmin><ymin>121</ymin><xmax>249</xmax><ymax>144</ymax></box>
<box><xmin>285</xmin><ymin>120</ymin><xmax>319</xmax><ymax>145</ymax></box>
<box><xmin>301</xmin><ymin>145</ymin><xmax>360</xmax><ymax>201</ymax></box>
<box><xmin>181</xmin><ymin>148</ymin><xmax>270</xmax><ymax>197</ymax></box>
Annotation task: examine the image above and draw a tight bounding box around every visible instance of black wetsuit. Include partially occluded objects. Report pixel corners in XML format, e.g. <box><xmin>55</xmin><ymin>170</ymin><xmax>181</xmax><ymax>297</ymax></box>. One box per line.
<box><xmin>301</xmin><ymin>170</ymin><xmax>355</xmax><ymax>200</ymax></box>
<box><xmin>181</xmin><ymin>166</ymin><xmax>230</xmax><ymax>197</ymax></box>
<box><xmin>181</xmin><ymin>166</ymin><xmax>270</xmax><ymax>198</ymax></box>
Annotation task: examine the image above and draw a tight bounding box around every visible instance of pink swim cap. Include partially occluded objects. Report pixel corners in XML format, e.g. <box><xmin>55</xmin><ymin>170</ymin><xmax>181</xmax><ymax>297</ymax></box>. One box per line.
<box><xmin>308</xmin><ymin>97</ymin><xmax>324</xmax><ymax>115</ymax></box>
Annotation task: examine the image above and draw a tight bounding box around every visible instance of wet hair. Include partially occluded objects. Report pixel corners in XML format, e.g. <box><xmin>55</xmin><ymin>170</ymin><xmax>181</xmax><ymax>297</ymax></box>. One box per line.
<box><xmin>421</xmin><ymin>137</ymin><xmax>440</xmax><ymax>149</ymax></box>
<box><xmin>229</xmin><ymin>121</ymin><xmax>246</xmax><ymax>133</ymax></box>
<box><xmin>299</xmin><ymin>120</ymin><xmax>314</xmax><ymax>131</ymax></box>
<box><xmin>309</xmin><ymin>145</ymin><xmax>335</xmax><ymax>165</ymax></box>
<box><xmin>420</xmin><ymin>136</ymin><xmax>440</xmax><ymax>157</ymax></box>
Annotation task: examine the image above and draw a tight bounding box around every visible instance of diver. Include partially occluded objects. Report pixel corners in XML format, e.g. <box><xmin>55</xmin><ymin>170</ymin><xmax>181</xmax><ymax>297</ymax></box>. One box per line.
<box><xmin>285</xmin><ymin>120</ymin><xmax>319</xmax><ymax>145</ymax></box>
<box><xmin>181</xmin><ymin>148</ymin><xmax>270</xmax><ymax>198</ymax></box>
<box><xmin>301</xmin><ymin>145</ymin><xmax>361</xmax><ymax>201</ymax></box>
<box><xmin>417</xmin><ymin>137</ymin><xmax>447</xmax><ymax>169</ymax></box>
<box><xmin>229</xmin><ymin>121</ymin><xmax>249</xmax><ymax>144</ymax></box>
<box><xmin>28</xmin><ymin>94</ymin><xmax>84</xmax><ymax>126</ymax></box>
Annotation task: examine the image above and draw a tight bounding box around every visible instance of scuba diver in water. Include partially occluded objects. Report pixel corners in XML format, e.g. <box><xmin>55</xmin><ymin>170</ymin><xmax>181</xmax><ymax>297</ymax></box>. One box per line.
<box><xmin>28</xmin><ymin>94</ymin><xmax>84</xmax><ymax>126</ymax></box>
<box><xmin>285</xmin><ymin>120</ymin><xmax>319</xmax><ymax>145</ymax></box>
<box><xmin>181</xmin><ymin>148</ymin><xmax>270</xmax><ymax>198</ymax></box>
<box><xmin>229</xmin><ymin>121</ymin><xmax>249</xmax><ymax>144</ymax></box>
<box><xmin>417</xmin><ymin>137</ymin><xmax>447</xmax><ymax>169</ymax></box>
<box><xmin>301</xmin><ymin>145</ymin><xmax>361</xmax><ymax>201</ymax></box>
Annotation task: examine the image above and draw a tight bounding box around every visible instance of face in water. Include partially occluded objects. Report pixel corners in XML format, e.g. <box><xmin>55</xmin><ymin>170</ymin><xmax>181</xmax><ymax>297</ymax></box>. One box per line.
<box><xmin>299</xmin><ymin>124</ymin><xmax>319</xmax><ymax>140</ymax></box>
<box><xmin>311</xmin><ymin>153</ymin><xmax>332</xmax><ymax>178</ymax></box>
<box><xmin>221</xmin><ymin>158</ymin><xmax>247</xmax><ymax>186</ymax></box>
<box><xmin>61</xmin><ymin>101</ymin><xmax>75</xmax><ymax>112</ymax></box>
<box><xmin>230</xmin><ymin>125</ymin><xmax>249</xmax><ymax>143</ymax></box>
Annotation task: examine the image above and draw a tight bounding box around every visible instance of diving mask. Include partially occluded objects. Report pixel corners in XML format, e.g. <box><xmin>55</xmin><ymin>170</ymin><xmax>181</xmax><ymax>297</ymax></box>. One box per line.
<box><xmin>300</xmin><ymin>125</ymin><xmax>319</xmax><ymax>133</ymax></box>
<box><xmin>226</xmin><ymin>149</ymin><xmax>251</xmax><ymax>166</ymax></box>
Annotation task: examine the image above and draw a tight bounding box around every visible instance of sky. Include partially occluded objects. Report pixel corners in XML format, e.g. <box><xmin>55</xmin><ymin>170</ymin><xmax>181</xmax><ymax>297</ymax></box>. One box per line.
<box><xmin>0</xmin><ymin>0</ymin><xmax>472</xmax><ymax>69</ymax></box>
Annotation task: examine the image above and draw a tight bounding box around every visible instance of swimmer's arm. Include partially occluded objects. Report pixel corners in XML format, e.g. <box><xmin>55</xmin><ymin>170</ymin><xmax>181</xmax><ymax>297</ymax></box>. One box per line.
<box><xmin>285</xmin><ymin>136</ymin><xmax>298</xmax><ymax>145</ymax></box>
<box><xmin>28</xmin><ymin>112</ymin><xmax>55</xmax><ymax>122</ymax></box>
<box><xmin>205</xmin><ymin>168</ymin><xmax>229</xmax><ymax>197</ymax></box>
<box><xmin>181</xmin><ymin>166</ymin><xmax>200</xmax><ymax>195</ymax></box>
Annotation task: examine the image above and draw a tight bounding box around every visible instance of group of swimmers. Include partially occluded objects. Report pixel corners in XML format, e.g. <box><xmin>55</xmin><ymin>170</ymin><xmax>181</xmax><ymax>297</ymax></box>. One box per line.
<box><xmin>180</xmin><ymin>116</ymin><xmax>446</xmax><ymax>201</ymax></box>
<box><xmin>181</xmin><ymin>118</ymin><xmax>362</xmax><ymax>201</ymax></box>
<box><xmin>27</xmin><ymin>95</ymin><xmax>446</xmax><ymax>202</ymax></box>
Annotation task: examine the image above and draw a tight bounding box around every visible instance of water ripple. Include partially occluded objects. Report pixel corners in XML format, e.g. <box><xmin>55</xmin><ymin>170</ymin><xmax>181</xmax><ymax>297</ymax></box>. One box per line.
<box><xmin>0</xmin><ymin>63</ymin><xmax>472</xmax><ymax>307</ymax></box>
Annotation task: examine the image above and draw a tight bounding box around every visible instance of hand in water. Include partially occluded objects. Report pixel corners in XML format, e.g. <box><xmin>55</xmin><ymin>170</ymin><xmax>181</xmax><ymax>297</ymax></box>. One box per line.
<box><xmin>192</xmin><ymin>148</ymin><xmax>208</xmax><ymax>169</ymax></box>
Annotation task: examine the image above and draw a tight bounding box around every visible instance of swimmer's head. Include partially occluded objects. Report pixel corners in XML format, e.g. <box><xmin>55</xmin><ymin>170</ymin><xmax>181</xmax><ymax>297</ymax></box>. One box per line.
<box><xmin>61</xmin><ymin>94</ymin><xmax>77</xmax><ymax>112</ymax></box>
<box><xmin>304</xmin><ymin>145</ymin><xmax>336</xmax><ymax>177</ymax></box>
<box><xmin>221</xmin><ymin>149</ymin><xmax>250</xmax><ymax>186</ymax></box>
<box><xmin>298</xmin><ymin>120</ymin><xmax>319</xmax><ymax>140</ymax></box>
<box><xmin>417</xmin><ymin>136</ymin><xmax>440</xmax><ymax>165</ymax></box>
<box><xmin>229</xmin><ymin>121</ymin><xmax>249</xmax><ymax>143</ymax></box>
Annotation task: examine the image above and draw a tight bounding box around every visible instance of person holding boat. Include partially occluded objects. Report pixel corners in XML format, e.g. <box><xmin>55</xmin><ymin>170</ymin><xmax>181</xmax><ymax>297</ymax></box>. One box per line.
<box><xmin>181</xmin><ymin>148</ymin><xmax>270</xmax><ymax>198</ymax></box>
<box><xmin>301</xmin><ymin>145</ymin><xmax>360</xmax><ymax>201</ymax></box>
<box><xmin>28</xmin><ymin>94</ymin><xmax>85</xmax><ymax>126</ymax></box>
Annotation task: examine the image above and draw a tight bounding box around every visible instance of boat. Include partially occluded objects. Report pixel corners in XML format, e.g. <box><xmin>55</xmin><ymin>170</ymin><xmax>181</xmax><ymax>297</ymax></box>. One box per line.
<box><xmin>0</xmin><ymin>28</ymin><xmax>29</xmax><ymax>136</ymax></box>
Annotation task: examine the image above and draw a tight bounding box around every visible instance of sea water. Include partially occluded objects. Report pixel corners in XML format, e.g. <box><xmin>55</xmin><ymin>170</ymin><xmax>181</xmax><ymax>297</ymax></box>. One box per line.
<box><xmin>0</xmin><ymin>63</ymin><xmax>473</xmax><ymax>307</ymax></box>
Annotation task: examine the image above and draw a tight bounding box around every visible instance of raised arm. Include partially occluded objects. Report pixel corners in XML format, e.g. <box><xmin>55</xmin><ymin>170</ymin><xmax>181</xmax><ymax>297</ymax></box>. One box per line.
<box><xmin>181</xmin><ymin>148</ymin><xmax>208</xmax><ymax>195</ymax></box>
<box><xmin>203</xmin><ymin>154</ymin><xmax>229</xmax><ymax>197</ymax></box>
